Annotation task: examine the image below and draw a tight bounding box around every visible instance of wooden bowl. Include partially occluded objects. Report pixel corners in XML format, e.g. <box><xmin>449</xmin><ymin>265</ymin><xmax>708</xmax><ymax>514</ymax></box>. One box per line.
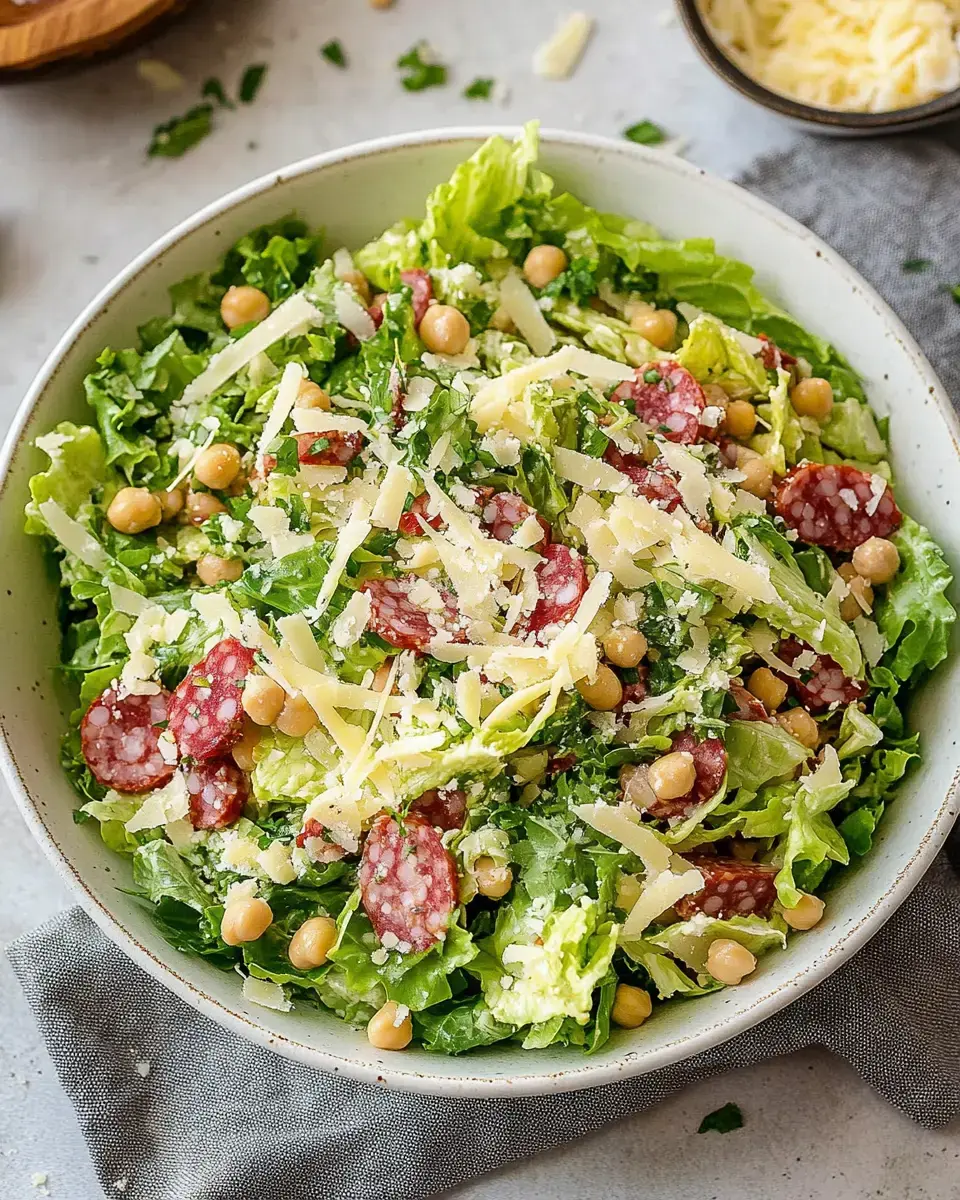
<box><xmin>0</xmin><ymin>0</ymin><xmax>185</xmax><ymax>74</ymax></box>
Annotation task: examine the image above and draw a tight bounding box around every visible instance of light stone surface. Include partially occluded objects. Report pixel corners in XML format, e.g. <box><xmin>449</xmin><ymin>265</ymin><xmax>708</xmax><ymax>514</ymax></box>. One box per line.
<box><xmin>0</xmin><ymin>0</ymin><xmax>956</xmax><ymax>1196</ymax></box>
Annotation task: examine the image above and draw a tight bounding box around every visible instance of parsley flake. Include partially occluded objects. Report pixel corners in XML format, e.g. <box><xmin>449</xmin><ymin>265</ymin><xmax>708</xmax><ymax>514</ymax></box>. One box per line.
<box><xmin>463</xmin><ymin>77</ymin><xmax>494</xmax><ymax>100</ymax></box>
<box><xmin>902</xmin><ymin>257</ymin><xmax>932</xmax><ymax>274</ymax></box>
<box><xmin>148</xmin><ymin>104</ymin><xmax>213</xmax><ymax>158</ymax></box>
<box><xmin>949</xmin><ymin>284</ymin><xmax>960</xmax><ymax>306</ymax></box>
<box><xmin>698</xmin><ymin>1103</ymin><xmax>744</xmax><ymax>1134</ymax></box>
<box><xmin>397</xmin><ymin>42</ymin><xmax>448</xmax><ymax>91</ymax></box>
<box><xmin>321</xmin><ymin>40</ymin><xmax>347</xmax><ymax>68</ymax></box>
<box><xmin>201</xmin><ymin>77</ymin><xmax>234</xmax><ymax>108</ymax></box>
<box><xmin>623</xmin><ymin>119</ymin><xmax>667</xmax><ymax>146</ymax></box>
<box><xmin>239</xmin><ymin>63</ymin><xmax>268</xmax><ymax>104</ymax></box>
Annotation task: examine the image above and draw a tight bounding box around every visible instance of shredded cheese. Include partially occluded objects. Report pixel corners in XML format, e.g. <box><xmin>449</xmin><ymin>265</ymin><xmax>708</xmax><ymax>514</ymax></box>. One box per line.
<box><xmin>38</xmin><ymin>500</ymin><xmax>108</xmax><ymax>571</ymax></box>
<box><xmin>498</xmin><ymin>270</ymin><xmax>557</xmax><ymax>357</ymax></box>
<box><xmin>533</xmin><ymin>11</ymin><xmax>594</xmax><ymax>79</ymax></box>
<box><xmin>256</xmin><ymin>361</ymin><xmax>305</xmax><ymax>469</ymax></box>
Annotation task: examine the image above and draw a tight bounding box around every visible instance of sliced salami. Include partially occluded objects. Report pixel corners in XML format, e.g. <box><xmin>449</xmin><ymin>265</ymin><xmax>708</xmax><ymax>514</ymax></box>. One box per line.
<box><xmin>756</xmin><ymin>334</ymin><xmax>797</xmax><ymax>372</ymax></box>
<box><xmin>183</xmin><ymin>758</ymin><xmax>248</xmax><ymax>830</ymax></box>
<box><xmin>358</xmin><ymin>812</ymin><xmax>458</xmax><ymax>953</ymax></box>
<box><xmin>644</xmin><ymin>731</ymin><xmax>727</xmax><ymax>821</ymax></box>
<box><xmin>296</xmin><ymin>817</ymin><xmax>347</xmax><ymax>863</ymax></box>
<box><xmin>400</xmin><ymin>268</ymin><xmax>434</xmax><ymax>327</ymax></box>
<box><xmin>410</xmin><ymin>787</ymin><xmax>466</xmax><ymax>831</ymax></box>
<box><xmin>546</xmin><ymin>752</ymin><xmax>578</xmax><ymax>776</ymax></box>
<box><xmin>776</xmin><ymin>637</ymin><xmax>868</xmax><ymax>712</ymax></box>
<box><xmin>389</xmin><ymin>362</ymin><xmax>405</xmax><ymax>431</ymax></box>
<box><xmin>80</xmin><ymin>688</ymin><xmax>174</xmax><ymax>794</ymax></box>
<box><xmin>774</xmin><ymin>463</ymin><xmax>901</xmax><ymax>551</ymax></box>
<box><xmin>604</xmin><ymin>446</ymin><xmax>684</xmax><ymax>513</ymax></box>
<box><xmin>397</xmin><ymin>492</ymin><xmax>444</xmax><ymax>537</ymax></box>
<box><xmin>295</xmin><ymin>430</ymin><xmax>364</xmax><ymax>467</ymax></box>
<box><xmin>613</xmin><ymin>361</ymin><xmax>705</xmax><ymax>444</ymax></box>
<box><xmin>367</xmin><ymin>302</ymin><xmax>384</xmax><ymax>330</ymax></box>
<box><xmin>676</xmin><ymin>856</ymin><xmax>778</xmax><ymax>920</ymax></box>
<box><xmin>480</xmin><ymin>491</ymin><xmax>550</xmax><ymax>550</ymax></box>
<box><xmin>362</xmin><ymin>575</ymin><xmax>467</xmax><ymax>652</ymax></box>
<box><xmin>168</xmin><ymin>638</ymin><xmax>254</xmax><ymax>761</ymax></box>
<box><xmin>727</xmin><ymin>681</ymin><xmax>770</xmax><ymax>722</ymax></box>
<box><xmin>522</xmin><ymin>544</ymin><xmax>588</xmax><ymax>639</ymax></box>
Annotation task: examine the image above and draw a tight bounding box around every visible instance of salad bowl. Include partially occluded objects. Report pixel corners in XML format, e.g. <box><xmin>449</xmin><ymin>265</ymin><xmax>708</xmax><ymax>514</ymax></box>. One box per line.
<box><xmin>1</xmin><ymin>127</ymin><xmax>959</xmax><ymax>1096</ymax></box>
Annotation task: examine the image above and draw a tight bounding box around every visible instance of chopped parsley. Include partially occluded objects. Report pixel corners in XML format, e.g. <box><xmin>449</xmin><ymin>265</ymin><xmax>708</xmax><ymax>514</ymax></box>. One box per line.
<box><xmin>902</xmin><ymin>257</ymin><xmax>932</xmax><ymax>274</ymax></box>
<box><xmin>643</xmin><ymin>369</ymin><xmax>662</xmax><ymax>384</ymax></box>
<box><xmin>623</xmin><ymin>120</ymin><xmax>667</xmax><ymax>146</ymax></box>
<box><xmin>949</xmin><ymin>284</ymin><xmax>960</xmax><ymax>306</ymax></box>
<box><xmin>148</xmin><ymin>104</ymin><xmax>214</xmax><ymax>158</ymax></box>
<box><xmin>201</xmin><ymin>77</ymin><xmax>234</xmax><ymax>108</ymax></box>
<box><xmin>463</xmin><ymin>77</ymin><xmax>495</xmax><ymax>100</ymax></box>
<box><xmin>698</xmin><ymin>1103</ymin><xmax>744</xmax><ymax>1134</ymax></box>
<box><xmin>239</xmin><ymin>63</ymin><xmax>268</xmax><ymax>104</ymax></box>
<box><xmin>321</xmin><ymin>39</ymin><xmax>347</xmax><ymax>68</ymax></box>
<box><xmin>397</xmin><ymin>42</ymin><xmax>448</xmax><ymax>91</ymax></box>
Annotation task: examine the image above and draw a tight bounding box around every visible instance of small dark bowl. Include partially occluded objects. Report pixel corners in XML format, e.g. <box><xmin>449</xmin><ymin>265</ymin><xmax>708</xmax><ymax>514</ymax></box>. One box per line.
<box><xmin>676</xmin><ymin>0</ymin><xmax>960</xmax><ymax>136</ymax></box>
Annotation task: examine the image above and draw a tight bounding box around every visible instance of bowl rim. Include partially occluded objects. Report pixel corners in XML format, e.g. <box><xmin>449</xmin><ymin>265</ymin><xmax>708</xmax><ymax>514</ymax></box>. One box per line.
<box><xmin>675</xmin><ymin>0</ymin><xmax>960</xmax><ymax>130</ymax></box>
<box><xmin>2</xmin><ymin>124</ymin><xmax>960</xmax><ymax>1096</ymax></box>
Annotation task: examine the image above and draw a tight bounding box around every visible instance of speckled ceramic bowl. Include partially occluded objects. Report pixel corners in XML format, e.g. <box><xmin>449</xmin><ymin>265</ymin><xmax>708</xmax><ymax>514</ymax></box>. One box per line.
<box><xmin>1</xmin><ymin>128</ymin><xmax>958</xmax><ymax>1096</ymax></box>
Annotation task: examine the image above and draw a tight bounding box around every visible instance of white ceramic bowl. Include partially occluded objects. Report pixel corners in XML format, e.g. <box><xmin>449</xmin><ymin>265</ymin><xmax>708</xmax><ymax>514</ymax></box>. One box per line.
<box><xmin>2</xmin><ymin>128</ymin><xmax>959</xmax><ymax>1097</ymax></box>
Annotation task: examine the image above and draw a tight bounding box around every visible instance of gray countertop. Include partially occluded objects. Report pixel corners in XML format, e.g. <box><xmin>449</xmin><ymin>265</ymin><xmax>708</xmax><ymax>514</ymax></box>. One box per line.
<box><xmin>0</xmin><ymin>1</ymin><xmax>956</xmax><ymax>1196</ymax></box>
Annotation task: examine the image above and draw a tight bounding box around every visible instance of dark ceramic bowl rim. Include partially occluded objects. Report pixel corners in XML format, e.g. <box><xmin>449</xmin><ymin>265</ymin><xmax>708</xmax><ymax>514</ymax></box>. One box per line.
<box><xmin>676</xmin><ymin>0</ymin><xmax>960</xmax><ymax>130</ymax></box>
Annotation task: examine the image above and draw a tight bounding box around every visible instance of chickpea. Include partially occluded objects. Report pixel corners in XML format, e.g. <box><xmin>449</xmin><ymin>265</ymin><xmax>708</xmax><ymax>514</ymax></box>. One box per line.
<box><xmin>706</xmin><ymin>938</ymin><xmax>757</xmax><ymax>986</ymax></box>
<box><xmin>474</xmin><ymin>856</ymin><xmax>513</xmax><ymax>900</ymax></box>
<box><xmin>276</xmin><ymin>692</ymin><xmax>317</xmax><ymax>738</ymax></box>
<box><xmin>155</xmin><ymin>486</ymin><xmax>185</xmax><ymax>523</ymax></box>
<box><xmin>619</xmin><ymin>762</ymin><xmax>655</xmax><ymax>810</ymax></box>
<box><xmin>576</xmin><ymin>664</ymin><xmax>623</xmax><ymax>712</ymax></box>
<box><xmin>630</xmin><ymin>306</ymin><xmax>678</xmax><ymax>350</ymax></box>
<box><xmin>194</xmin><ymin>443</ymin><xmax>241</xmax><ymax>491</ymax></box>
<box><xmin>232</xmin><ymin>720</ymin><xmax>261</xmax><ymax>772</ymax></box>
<box><xmin>369</xmin><ymin>0</ymin><xmax>394</xmax><ymax>8</ymax></box>
<box><xmin>220</xmin><ymin>897</ymin><xmax>272</xmax><ymax>946</ymax></box>
<box><xmin>611</xmin><ymin>983</ymin><xmax>653</xmax><ymax>1029</ymax></box>
<box><xmin>196</xmin><ymin>554</ymin><xmax>243</xmax><ymax>587</ymax></box>
<box><xmin>648</xmin><ymin>751</ymin><xmax>697</xmax><ymax>801</ymax></box>
<box><xmin>220</xmin><ymin>285</ymin><xmax>270</xmax><ymax>330</ymax></box>
<box><xmin>837</xmin><ymin>563</ymin><xmax>874</xmax><ymax>621</ymax></box>
<box><xmin>776</xmin><ymin>708</ymin><xmax>819</xmax><ymax>749</ymax></box>
<box><xmin>736</xmin><ymin>448</ymin><xmax>773</xmax><ymax>499</ymax></box>
<box><xmin>419</xmin><ymin>304</ymin><xmax>470</xmax><ymax>357</ymax></box>
<box><xmin>295</xmin><ymin>380</ymin><xmax>331</xmax><ymax>411</ymax></box>
<box><xmin>107</xmin><ymin>487</ymin><xmax>162</xmax><ymax>535</ymax></box>
<box><xmin>747</xmin><ymin>666</ymin><xmax>787</xmax><ymax>713</ymax></box>
<box><xmin>242</xmin><ymin>674</ymin><xmax>285</xmax><ymax>726</ymax></box>
<box><xmin>790</xmin><ymin>376</ymin><xmax>834</xmax><ymax>421</ymax></box>
<box><xmin>339</xmin><ymin>268</ymin><xmax>372</xmax><ymax>305</ymax></box>
<box><xmin>852</xmin><ymin>537</ymin><xmax>900</xmax><ymax>586</ymax></box>
<box><xmin>287</xmin><ymin>915</ymin><xmax>338</xmax><ymax>970</ymax></box>
<box><xmin>367</xmin><ymin>1001</ymin><xmax>413</xmax><ymax>1051</ymax></box>
<box><xmin>723</xmin><ymin>399</ymin><xmax>758</xmax><ymax>441</ymax></box>
<box><xmin>489</xmin><ymin>306</ymin><xmax>515</xmax><ymax>333</ymax></box>
<box><xmin>183</xmin><ymin>490</ymin><xmax>227</xmax><ymax>526</ymax></box>
<box><xmin>523</xmin><ymin>244</ymin><xmax>568</xmax><ymax>289</ymax></box>
<box><xmin>783</xmin><ymin>892</ymin><xmax>826</xmax><ymax>931</ymax></box>
<box><xmin>603</xmin><ymin>627</ymin><xmax>648</xmax><ymax>669</ymax></box>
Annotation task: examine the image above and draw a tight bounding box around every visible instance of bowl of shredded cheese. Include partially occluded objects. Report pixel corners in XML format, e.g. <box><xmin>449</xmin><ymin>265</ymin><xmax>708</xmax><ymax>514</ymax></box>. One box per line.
<box><xmin>680</xmin><ymin>0</ymin><xmax>960</xmax><ymax>132</ymax></box>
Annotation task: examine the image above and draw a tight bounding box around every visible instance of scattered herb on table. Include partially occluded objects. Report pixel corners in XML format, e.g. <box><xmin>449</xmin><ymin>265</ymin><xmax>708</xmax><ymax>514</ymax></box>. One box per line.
<box><xmin>464</xmin><ymin>77</ymin><xmax>495</xmax><ymax>100</ymax></box>
<box><xmin>698</xmin><ymin>1103</ymin><xmax>744</xmax><ymax>1134</ymax></box>
<box><xmin>321</xmin><ymin>39</ymin><xmax>347</xmax><ymax>68</ymax></box>
<box><xmin>201</xmin><ymin>77</ymin><xmax>234</xmax><ymax>108</ymax></box>
<box><xmin>950</xmin><ymin>285</ymin><xmax>960</xmax><ymax>306</ymax></box>
<box><xmin>148</xmin><ymin>104</ymin><xmax>214</xmax><ymax>158</ymax></box>
<box><xmin>397</xmin><ymin>42</ymin><xmax>448</xmax><ymax>91</ymax></box>
<box><xmin>623</xmin><ymin>119</ymin><xmax>667</xmax><ymax>146</ymax></box>
<box><xmin>902</xmin><ymin>258</ymin><xmax>933</xmax><ymax>274</ymax></box>
<box><xmin>239</xmin><ymin>63</ymin><xmax>268</xmax><ymax>104</ymax></box>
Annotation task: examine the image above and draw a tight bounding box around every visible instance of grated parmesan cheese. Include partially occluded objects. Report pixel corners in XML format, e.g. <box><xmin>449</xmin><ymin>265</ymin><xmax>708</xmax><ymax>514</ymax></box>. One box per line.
<box><xmin>533</xmin><ymin>11</ymin><xmax>595</xmax><ymax>79</ymax></box>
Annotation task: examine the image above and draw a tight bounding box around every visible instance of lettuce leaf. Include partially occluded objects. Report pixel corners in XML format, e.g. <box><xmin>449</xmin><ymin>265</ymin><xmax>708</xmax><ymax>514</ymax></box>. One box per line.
<box><xmin>618</xmin><ymin>939</ymin><xmax>720</xmax><ymax>998</ymax></box>
<box><xmin>414</xmin><ymin>997</ymin><xmax>516</xmax><ymax>1054</ymax></box>
<box><xmin>820</xmin><ymin>397</ymin><xmax>887</xmax><ymax>464</ymax></box>
<box><xmin>675</xmin><ymin>314</ymin><xmax>769</xmax><ymax>399</ymax></box>
<box><xmin>750</xmin><ymin>368</ymin><xmax>804</xmax><ymax>475</ymax></box>
<box><xmin>132</xmin><ymin>840</ymin><xmax>212</xmax><ymax>912</ymax></box>
<box><xmin>774</xmin><ymin>747</ymin><xmax>853</xmax><ymax>907</ymax></box>
<box><xmin>725</xmin><ymin>719</ymin><xmax>811</xmax><ymax>792</ymax></box>
<box><xmin>25</xmin><ymin>423</ymin><xmax>113</xmax><ymax>533</ymax></box>
<box><xmin>648</xmin><ymin>914</ymin><xmax>786</xmax><ymax>974</ymax></box>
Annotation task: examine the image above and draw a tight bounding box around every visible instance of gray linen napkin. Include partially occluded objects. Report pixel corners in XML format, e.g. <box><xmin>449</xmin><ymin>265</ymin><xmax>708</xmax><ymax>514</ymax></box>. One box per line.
<box><xmin>9</xmin><ymin>136</ymin><xmax>960</xmax><ymax>1200</ymax></box>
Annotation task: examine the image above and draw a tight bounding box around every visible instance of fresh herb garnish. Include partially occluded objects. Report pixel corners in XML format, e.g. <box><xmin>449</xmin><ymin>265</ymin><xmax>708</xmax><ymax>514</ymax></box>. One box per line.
<box><xmin>643</xmin><ymin>369</ymin><xmax>662</xmax><ymax>384</ymax></box>
<box><xmin>902</xmin><ymin>258</ymin><xmax>932</xmax><ymax>274</ymax></box>
<box><xmin>239</xmin><ymin>63</ymin><xmax>268</xmax><ymax>104</ymax></box>
<box><xmin>267</xmin><ymin>436</ymin><xmax>301</xmax><ymax>476</ymax></box>
<box><xmin>321</xmin><ymin>40</ymin><xmax>347</xmax><ymax>68</ymax></box>
<box><xmin>623</xmin><ymin>119</ymin><xmax>667</xmax><ymax>146</ymax></box>
<box><xmin>397</xmin><ymin>42</ymin><xmax>448</xmax><ymax>91</ymax></box>
<box><xmin>463</xmin><ymin>77</ymin><xmax>494</xmax><ymax>100</ymax></box>
<box><xmin>308</xmin><ymin>437</ymin><xmax>331</xmax><ymax>456</ymax></box>
<box><xmin>698</xmin><ymin>1103</ymin><xmax>744</xmax><ymax>1134</ymax></box>
<box><xmin>950</xmin><ymin>284</ymin><xmax>960</xmax><ymax>306</ymax></box>
<box><xmin>201</xmin><ymin>77</ymin><xmax>234</xmax><ymax>108</ymax></box>
<box><xmin>148</xmin><ymin>104</ymin><xmax>214</xmax><ymax>158</ymax></box>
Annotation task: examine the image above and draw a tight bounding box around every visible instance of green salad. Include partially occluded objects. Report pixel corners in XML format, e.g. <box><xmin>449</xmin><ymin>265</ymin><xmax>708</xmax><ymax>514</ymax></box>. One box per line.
<box><xmin>26</xmin><ymin>124</ymin><xmax>955</xmax><ymax>1055</ymax></box>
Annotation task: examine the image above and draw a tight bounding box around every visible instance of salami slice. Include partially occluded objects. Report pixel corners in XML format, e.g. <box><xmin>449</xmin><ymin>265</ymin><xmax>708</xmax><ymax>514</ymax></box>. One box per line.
<box><xmin>774</xmin><ymin>463</ymin><xmax>901</xmax><ymax>551</ymax></box>
<box><xmin>676</xmin><ymin>857</ymin><xmax>778</xmax><ymax>920</ymax></box>
<box><xmin>168</xmin><ymin>638</ymin><xmax>254</xmax><ymax>761</ymax></box>
<box><xmin>410</xmin><ymin>787</ymin><xmax>466</xmax><ymax>831</ymax></box>
<box><xmin>547</xmin><ymin>752</ymin><xmax>578</xmax><ymax>776</ymax></box>
<box><xmin>358</xmin><ymin>812</ymin><xmax>458</xmax><ymax>952</ymax></box>
<box><xmin>389</xmin><ymin>363</ymin><xmax>405</xmax><ymax>431</ymax></box>
<box><xmin>522</xmin><ymin>544</ymin><xmax>588</xmax><ymax>639</ymax></box>
<box><xmin>480</xmin><ymin>491</ymin><xmax>550</xmax><ymax>550</ymax></box>
<box><xmin>362</xmin><ymin>575</ymin><xmax>467</xmax><ymax>652</ymax></box>
<box><xmin>397</xmin><ymin>492</ymin><xmax>444</xmax><ymax>537</ymax></box>
<box><xmin>295</xmin><ymin>430</ymin><xmax>364</xmax><ymax>467</ymax></box>
<box><xmin>81</xmin><ymin>688</ymin><xmax>175</xmax><ymax>794</ymax></box>
<box><xmin>644</xmin><ymin>731</ymin><xmax>727</xmax><ymax>821</ymax></box>
<box><xmin>604</xmin><ymin>446</ymin><xmax>684</xmax><ymax>513</ymax></box>
<box><xmin>400</xmin><ymin>268</ymin><xmax>434</xmax><ymax>327</ymax></box>
<box><xmin>776</xmin><ymin>637</ymin><xmax>868</xmax><ymax>712</ymax></box>
<box><xmin>367</xmin><ymin>302</ymin><xmax>384</xmax><ymax>330</ymax></box>
<box><xmin>727</xmin><ymin>681</ymin><xmax>771</xmax><ymax>722</ymax></box>
<box><xmin>183</xmin><ymin>758</ymin><xmax>248</xmax><ymax>830</ymax></box>
<box><xmin>613</xmin><ymin>362</ymin><xmax>705</xmax><ymax>444</ymax></box>
<box><xmin>295</xmin><ymin>817</ymin><xmax>347</xmax><ymax>862</ymax></box>
<box><xmin>756</xmin><ymin>334</ymin><xmax>797</xmax><ymax>372</ymax></box>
